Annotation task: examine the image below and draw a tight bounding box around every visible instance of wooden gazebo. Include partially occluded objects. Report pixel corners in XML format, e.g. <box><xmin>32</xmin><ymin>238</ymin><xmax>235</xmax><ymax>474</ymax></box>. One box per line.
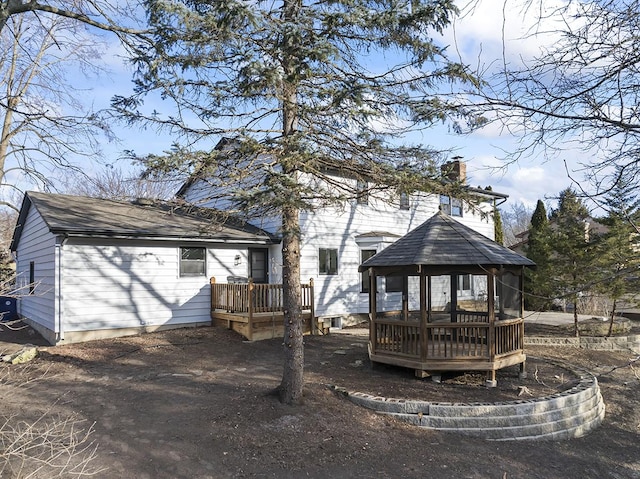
<box><xmin>359</xmin><ymin>212</ymin><xmax>535</xmax><ymax>386</ymax></box>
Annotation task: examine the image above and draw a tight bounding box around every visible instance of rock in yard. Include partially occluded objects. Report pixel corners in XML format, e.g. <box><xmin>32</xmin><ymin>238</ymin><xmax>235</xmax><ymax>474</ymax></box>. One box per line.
<box><xmin>3</xmin><ymin>344</ymin><xmax>39</xmax><ymax>364</ymax></box>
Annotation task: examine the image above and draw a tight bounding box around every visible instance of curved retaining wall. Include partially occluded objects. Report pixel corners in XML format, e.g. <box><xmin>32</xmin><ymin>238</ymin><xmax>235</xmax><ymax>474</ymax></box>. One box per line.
<box><xmin>331</xmin><ymin>363</ymin><xmax>605</xmax><ymax>441</ymax></box>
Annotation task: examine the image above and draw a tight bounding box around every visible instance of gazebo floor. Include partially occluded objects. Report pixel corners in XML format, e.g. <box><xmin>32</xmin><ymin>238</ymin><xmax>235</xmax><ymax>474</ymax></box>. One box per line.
<box><xmin>369</xmin><ymin>344</ymin><xmax>526</xmax><ymax>383</ymax></box>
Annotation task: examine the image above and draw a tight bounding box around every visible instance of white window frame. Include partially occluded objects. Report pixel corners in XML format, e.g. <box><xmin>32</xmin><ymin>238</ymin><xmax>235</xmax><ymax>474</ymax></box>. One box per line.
<box><xmin>179</xmin><ymin>247</ymin><xmax>206</xmax><ymax>277</ymax></box>
<box><xmin>319</xmin><ymin>248</ymin><xmax>339</xmax><ymax>275</ymax></box>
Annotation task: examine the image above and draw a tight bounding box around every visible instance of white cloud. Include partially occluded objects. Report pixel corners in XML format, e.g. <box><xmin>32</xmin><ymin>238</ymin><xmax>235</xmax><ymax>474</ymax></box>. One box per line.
<box><xmin>446</xmin><ymin>0</ymin><xmax>575</xmax><ymax>70</ymax></box>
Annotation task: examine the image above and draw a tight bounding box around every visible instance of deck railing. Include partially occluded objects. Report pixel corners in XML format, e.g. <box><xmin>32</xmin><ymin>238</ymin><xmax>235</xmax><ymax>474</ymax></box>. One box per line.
<box><xmin>210</xmin><ymin>278</ymin><xmax>314</xmax><ymax>314</ymax></box>
<box><xmin>371</xmin><ymin>313</ymin><xmax>523</xmax><ymax>361</ymax></box>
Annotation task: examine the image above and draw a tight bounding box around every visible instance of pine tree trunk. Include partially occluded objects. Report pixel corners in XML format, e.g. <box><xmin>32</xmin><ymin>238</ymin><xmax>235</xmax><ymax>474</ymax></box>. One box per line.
<box><xmin>573</xmin><ymin>295</ymin><xmax>579</xmax><ymax>337</ymax></box>
<box><xmin>607</xmin><ymin>300</ymin><xmax>617</xmax><ymax>338</ymax></box>
<box><xmin>277</xmin><ymin>0</ymin><xmax>304</xmax><ymax>405</ymax></box>
<box><xmin>278</xmin><ymin>204</ymin><xmax>304</xmax><ymax>404</ymax></box>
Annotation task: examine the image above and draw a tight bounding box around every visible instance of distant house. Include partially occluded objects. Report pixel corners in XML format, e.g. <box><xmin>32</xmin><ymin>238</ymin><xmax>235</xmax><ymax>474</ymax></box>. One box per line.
<box><xmin>510</xmin><ymin>216</ymin><xmax>608</xmax><ymax>255</ymax></box>
<box><xmin>10</xmin><ymin>192</ymin><xmax>277</xmax><ymax>344</ymax></box>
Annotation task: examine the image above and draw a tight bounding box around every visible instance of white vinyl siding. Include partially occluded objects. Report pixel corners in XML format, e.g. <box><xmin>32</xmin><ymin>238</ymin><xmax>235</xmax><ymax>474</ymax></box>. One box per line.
<box><xmin>59</xmin><ymin>240</ymin><xmax>249</xmax><ymax>333</ymax></box>
<box><xmin>14</xmin><ymin>207</ymin><xmax>57</xmax><ymax>333</ymax></box>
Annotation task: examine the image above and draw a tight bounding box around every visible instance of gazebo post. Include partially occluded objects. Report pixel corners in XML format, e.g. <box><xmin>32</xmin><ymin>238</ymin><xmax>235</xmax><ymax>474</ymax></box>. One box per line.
<box><xmin>402</xmin><ymin>275</ymin><xmax>409</xmax><ymax>321</ymax></box>
<box><xmin>369</xmin><ymin>268</ymin><xmax>377</xmax><ymax>353</ymax></box>
<box><xmin>518</xmin><ymin>268</ymin><xmax>528</xmax><ymax>379</ymax></box>
<box><xmin>449</xmin><ymin>274</ymin><xmax>458</xmax><ymax>323</ymax></box>
<box><xmin>486</xmin><ymin>272</ymin><xmax>497</xmax><ymax>387</ymax></box>
<box><xmin>497</xmin><ymin>268</ymin><xmax>505</xmax><ymax>320</ymax></box>
<box><xmin>420</xmin><ymin>270</ymin><xmax>428</xmax><ymax>364</ymax></box>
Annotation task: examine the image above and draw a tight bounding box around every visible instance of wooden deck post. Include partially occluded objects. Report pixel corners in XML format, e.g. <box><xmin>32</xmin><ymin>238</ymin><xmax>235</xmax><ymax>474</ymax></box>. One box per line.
<box><xmin>309</xmin><ymin>278</ymin><xmax>316</xmax><ymax>334</ymax></box>
<box><xmin>209</xmin><ymin>277</ymin><xmax>216</xmax><ymax>326</ymax></box>
<box><xmin>248</xmin><ymin>279</ymin><xmax>255</xmax><ymax>341</ymax></box>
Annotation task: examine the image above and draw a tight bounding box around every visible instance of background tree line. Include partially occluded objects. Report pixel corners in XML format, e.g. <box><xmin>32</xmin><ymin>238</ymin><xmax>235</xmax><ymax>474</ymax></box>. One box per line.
<box><xmin>519</xmin><ymin>184</ymin><xmax>640</xmax><ymax>337</ymax></box>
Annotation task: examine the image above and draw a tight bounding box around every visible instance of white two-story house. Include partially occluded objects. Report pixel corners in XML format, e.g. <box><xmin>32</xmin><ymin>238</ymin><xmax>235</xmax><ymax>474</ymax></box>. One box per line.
<box><xmin>179</xmin><ymin>157</ymin><xmax>506</xmax><ymax>328</ymax></box>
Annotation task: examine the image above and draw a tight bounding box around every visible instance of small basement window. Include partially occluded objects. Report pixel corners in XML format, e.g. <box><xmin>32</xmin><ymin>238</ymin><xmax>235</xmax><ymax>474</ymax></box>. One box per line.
<box><xmin>180</xmin><ymin>247</ymin><xmax>206</xmax><ymax>276</ymax></box>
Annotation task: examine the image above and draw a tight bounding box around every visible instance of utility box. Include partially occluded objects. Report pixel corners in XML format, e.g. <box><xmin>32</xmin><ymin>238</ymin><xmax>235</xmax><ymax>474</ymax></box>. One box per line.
<box><xmin>0</xmin><ymin>297</ymin><xmax>17</xmax><ymax>321</ymax></box>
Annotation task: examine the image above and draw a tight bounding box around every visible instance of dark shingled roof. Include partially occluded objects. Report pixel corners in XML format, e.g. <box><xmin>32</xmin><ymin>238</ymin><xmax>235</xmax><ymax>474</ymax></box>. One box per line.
<box><xmin>10</xmin><ymin>191</ymin><xmax>279</xmax><ymax>251</ymax></box>
<box><xmin>359</xmin><ymin>212</ymin><xmax>535</xmax><ymax>271</ymax></box>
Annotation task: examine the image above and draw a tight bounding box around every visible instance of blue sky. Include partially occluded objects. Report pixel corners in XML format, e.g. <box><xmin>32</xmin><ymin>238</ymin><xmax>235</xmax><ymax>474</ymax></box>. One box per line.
<box><xmin>87</xmin><ymin>0</ymin><xmax>582</xmax><ymax>212</ymax></box>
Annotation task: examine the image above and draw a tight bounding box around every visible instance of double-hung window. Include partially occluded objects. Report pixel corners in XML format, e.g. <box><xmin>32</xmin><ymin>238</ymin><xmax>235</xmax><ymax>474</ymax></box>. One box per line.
<box><xmin>360</xmin><ymin>250</ymin><xmax>376</xmax><ymax>292</ymax></box>
<box><xmin>180</xmin><ymin>247</ymin><xmax>206</xmax><ymax>276</ymax></box>
<box><xmin>356</xmin><ymin>180</ymin><xmax>369</xmax><ymax>205</ymax></box>
<box><xmin>399</xmin><ymin>192</ymin><xmax>410</xmax><ymax>210</ymax></box>
<box><xmin>440</xmin><ymin>195</ymin><xmax>463</xmax><ymax>217</ymax></box>
<box><xmin>319</xmin><ymin>248</ymin><xmax>338</xmax><ymax>275</ymax></box>
<box><xmin>457</xmin><ymin>274</ymin><xmax>472</xmax><ymax>295</ymax></box>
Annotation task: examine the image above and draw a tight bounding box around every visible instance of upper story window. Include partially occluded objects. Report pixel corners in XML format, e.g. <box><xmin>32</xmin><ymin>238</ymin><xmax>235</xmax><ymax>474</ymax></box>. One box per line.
<box><xmin>440</xmin><ymin>195</ymin><xmax>463</xmax><ymax>217</ymax></box>
<box><xmin>399</xmin><ymin>192</ymin><xmax>410</xmax><ymax>210</ymax></box>
<box><xmin>319</xmin><ymin>248</ymin><xmax>338</xmax><ymax>275</ymax></box>
<box><xmin>356</xmin><ymin>180</ymin><xmax>369</xmax><ymax>205</ymax></box>
<box><xmin>180</xmin><ymin>247</ymin><xmax>206</xmax><ymax>276</ymax></box>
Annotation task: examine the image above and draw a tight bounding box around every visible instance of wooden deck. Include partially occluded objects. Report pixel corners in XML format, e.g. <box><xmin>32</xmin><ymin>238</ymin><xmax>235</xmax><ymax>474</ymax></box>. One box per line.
<box><xmin>369</xmin><ymin>311</ymin><xmax>526</xmax><ymax>377</ymax></box>
<box><xmin>210</xmin><ymin>279</ymin><xmax>320</xmax><ymax>341</ymax></box>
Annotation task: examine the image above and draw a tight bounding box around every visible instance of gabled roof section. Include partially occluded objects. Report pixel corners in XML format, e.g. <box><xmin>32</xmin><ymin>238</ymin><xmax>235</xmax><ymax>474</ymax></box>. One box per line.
<box><xmin>10</xmin><ymin>191</ymin><xmax>279</xmax><ymax>251</ymax></box>
<box><xmin>359</xmin><ymin>212</ymin><xmax>535</xmax><ymax>271</ymax></box>
<box><xmin>176</xmin><ymin>137</ymin><xmax>238</xmax><ymax>198</ymax></box>
<box><xmin>176</xmin><ymin>138</ymin><xmax>510</xmax><ymax>204</ymax></box>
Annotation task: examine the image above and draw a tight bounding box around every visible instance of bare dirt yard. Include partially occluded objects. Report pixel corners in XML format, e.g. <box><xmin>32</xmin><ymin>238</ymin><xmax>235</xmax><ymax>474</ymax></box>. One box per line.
<box><xmin>0</xmin><ymin>321</ymin><xmax>638</xmax><ymax>479</ymax></box>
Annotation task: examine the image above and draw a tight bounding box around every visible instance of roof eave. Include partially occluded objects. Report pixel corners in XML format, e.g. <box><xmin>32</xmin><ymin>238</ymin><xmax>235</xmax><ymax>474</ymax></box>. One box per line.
<box><xmin>52</xmin><ymin>231</ymin><xmax>281</xmax><ymax>245</ymax></box>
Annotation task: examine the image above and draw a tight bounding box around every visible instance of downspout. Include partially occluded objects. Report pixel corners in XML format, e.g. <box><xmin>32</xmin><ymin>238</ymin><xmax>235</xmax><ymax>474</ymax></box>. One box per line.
<box><xmin>55</xmin><ymin>234</ymin><xmax>68</xmax><ymax>342</ymax></box>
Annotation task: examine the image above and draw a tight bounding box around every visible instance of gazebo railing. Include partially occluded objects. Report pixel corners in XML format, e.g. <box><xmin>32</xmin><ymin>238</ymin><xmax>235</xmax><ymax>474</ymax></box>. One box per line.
<box><xmin>374</xmin><ymin>320</ymin><xmax>421</xmax><ymax>357</ymax></box>
<box><xmin>371</xmin><ymin>315</ymin><xmax>523</xmax><ymax>361</ymax></box>
<box><xmin>494</xmin><ymin>318</ymin><xmax>524</xmax><ymax>355</ymax></box>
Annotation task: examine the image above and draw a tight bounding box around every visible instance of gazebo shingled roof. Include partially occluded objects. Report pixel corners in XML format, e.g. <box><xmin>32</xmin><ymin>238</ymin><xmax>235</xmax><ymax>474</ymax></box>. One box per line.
<box><xmin>359</xmin><ymin>212</ymin><xmax>535</xmax><ymax>271</ymax></box>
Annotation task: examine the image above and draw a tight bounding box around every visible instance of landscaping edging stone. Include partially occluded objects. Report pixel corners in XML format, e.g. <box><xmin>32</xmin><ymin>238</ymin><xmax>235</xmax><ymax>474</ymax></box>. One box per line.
<box><xmin>330</xmin><ymin>360</ymin><xmax>605</xmax><ymax>441</ymax></box>
<box><xmin>526</xmin><ymin>334</ymin><xmax>640</xmax><ymax>353</ymax></box>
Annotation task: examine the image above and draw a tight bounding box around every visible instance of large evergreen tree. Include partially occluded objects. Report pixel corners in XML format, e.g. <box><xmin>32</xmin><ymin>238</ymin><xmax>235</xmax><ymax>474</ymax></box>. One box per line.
<box><xmin>548</xmin><ymin>189</ymin><xmax>595</xmax><ymax>336</ymax></box>
<box><xmin>594</xmin><ymin>167</ymin><xmax>640</xmax><ymax>336</ymax></box>
<box><xmin>116</xmin><ymin>0</ymin><xmax>475</xmax><ymax>403</ymax></box>
<box><xmin>524</xmin><ymin>199</ymin><xmax>552</xmax><ymax>311</ymax></box>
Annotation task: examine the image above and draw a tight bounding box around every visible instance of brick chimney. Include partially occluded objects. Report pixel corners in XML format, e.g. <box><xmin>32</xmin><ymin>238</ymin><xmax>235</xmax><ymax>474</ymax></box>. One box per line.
<box><xmin>442</xmin><ymin>157</ymin><xmax>467</xmax><ymax>183</ymax></box>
